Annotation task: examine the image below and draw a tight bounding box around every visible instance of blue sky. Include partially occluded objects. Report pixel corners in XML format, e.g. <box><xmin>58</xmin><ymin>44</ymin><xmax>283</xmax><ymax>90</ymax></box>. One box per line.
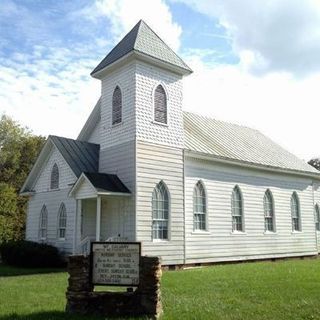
<box><xmin>1</xmin><ymin>0</ymin><xmax>320</xmax><ymax>160</ymax></box>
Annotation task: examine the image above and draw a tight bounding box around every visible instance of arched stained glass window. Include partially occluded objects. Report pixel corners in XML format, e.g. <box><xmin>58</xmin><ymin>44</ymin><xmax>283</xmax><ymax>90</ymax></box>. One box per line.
<box><xmin>193</xmin><ymin>181</ymin><xmax>206</xmax><ymax>231</ymax></box>
<box><xmin>291</xmin><ymin>192</ymin><xmax>301</xmax><ymax>231</ymax></box>
<box><xmin>154</xmin><ymin>85</ymin><xmax>167</xmax><ymax>124</ymax></box>
<box><xmin>50</xmin><ymin>163</ymin><xmax>59</xmax><ymax>189</ymax></box>
<box><xmin>39</xmin><ymin>205</ymin><xmax>48</xmax><ymax>240</ymax></box>
<box><xmin>58</xmin><ymin>203</ymin><xmax>67</xmax><ymax>239</ymax></box>
<box><xmin>152</xmin><ymin>181</ymin><xmax>169</xmax><ymax>240</ymax></box>
<box><xmin>231</xmin><ymin>186</ymin><xmax>243</xmax><ymax>232</ymax></box>
<box><xmin>264</xmin><ymin>189</ymin><xmax>275</xmax><ymax>232</ymax></box>
<box><xmin>112</xmin><ymin>86</ymin><xmax>122</xmax><ymax>125</ymax></box>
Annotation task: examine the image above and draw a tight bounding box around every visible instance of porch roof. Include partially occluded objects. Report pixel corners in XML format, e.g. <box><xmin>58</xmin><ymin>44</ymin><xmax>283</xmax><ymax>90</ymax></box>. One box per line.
<box><xmin>69</xmin><ymin>172</ymin><xmax>131</xmax><ymax>199</ymax></box>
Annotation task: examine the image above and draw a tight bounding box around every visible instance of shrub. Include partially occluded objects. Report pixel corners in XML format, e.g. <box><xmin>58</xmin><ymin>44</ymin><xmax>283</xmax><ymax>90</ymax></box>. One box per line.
<box><xmin>0</xmin><ymin>240</ymin><xmax>65</xmax><ymax>268</ymax></box>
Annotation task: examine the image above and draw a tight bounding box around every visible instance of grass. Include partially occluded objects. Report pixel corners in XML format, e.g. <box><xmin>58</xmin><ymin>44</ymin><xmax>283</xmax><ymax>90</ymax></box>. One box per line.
<box><xmin>1</xmin><ymin>258</ymin><xmax>320</xmax><ymax>319</ymax></box>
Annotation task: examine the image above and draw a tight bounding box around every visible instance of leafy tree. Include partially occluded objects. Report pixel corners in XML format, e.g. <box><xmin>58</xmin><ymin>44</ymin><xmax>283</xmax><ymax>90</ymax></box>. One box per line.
<box><xmin>0</xmin><ymin>115</ymin><xmax>45</xmax><ymax>243</ymax></box>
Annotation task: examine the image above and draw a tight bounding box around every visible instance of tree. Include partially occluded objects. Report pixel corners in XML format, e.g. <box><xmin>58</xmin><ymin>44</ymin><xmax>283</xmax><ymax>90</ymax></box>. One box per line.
<box><xmin>0</xmin><ymin>115</ymin><xmax>45</xmax><ymax>243</ymax></box>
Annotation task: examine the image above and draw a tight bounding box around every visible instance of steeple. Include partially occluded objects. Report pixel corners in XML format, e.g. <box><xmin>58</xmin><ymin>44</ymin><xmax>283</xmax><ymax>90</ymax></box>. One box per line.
<box><xmin>91</xmin><ymin>20</ymin><xmax>192</xmax><ymax>78</ymax></box>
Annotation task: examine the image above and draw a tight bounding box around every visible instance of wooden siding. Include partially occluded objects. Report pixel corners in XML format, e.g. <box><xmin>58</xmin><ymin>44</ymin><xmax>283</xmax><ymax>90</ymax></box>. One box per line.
<box><xmin>26</xmin><ymin>189</ymin><xmax>76</xmax><ymax>254</ymax></box>
<box><xmin>33</xmin><ymin>146</ymin><xmax>76</xmax><ymax>193</ymax></box>
<box><xmin>75</xmin><ymin>179</ymin><xmax>96</xmax><ymax>199</ymax></box>
<box><xmin>184</xmin><ymin>157</ymin><xmax>318</xmax><ymax>264</ymax></box>
<box><xmin>136</xmin><ymin>141</ymin><xmax>184</xmax><ymax>265</ymax></box>
<box><xmin>135</xmin><ymin>61</ymin><xmax>184</xmax><ymax>149</ymax></box>
<box><xmin>87</xmin><ymin>119</ymin><xmax>101</xmax><ymax>144</ymax></box>
<box><xmin>313</xmin><ymin>183</ymin><xmax>320</xmax><ymax>252</ymax></box>
<box><xmin>100</xmin><ymin>62</ymin><xmax>136</xmax><ymax>150</ymax></box>
<box><xmin>99</xmin><ymin>141</ymin><xmax>135</xmax><ymax>241</ymax></box>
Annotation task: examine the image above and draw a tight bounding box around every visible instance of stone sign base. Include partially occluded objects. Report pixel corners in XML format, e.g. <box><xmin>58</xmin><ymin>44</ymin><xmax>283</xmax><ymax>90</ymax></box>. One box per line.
<box><xmin>66</xmin><ymin>255</ymin><xmax>162</xmax><ymax>319</ymax></box>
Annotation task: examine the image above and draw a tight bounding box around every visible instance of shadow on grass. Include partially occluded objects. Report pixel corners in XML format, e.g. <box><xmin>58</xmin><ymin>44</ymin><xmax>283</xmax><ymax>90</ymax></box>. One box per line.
<box><xmin>0</xmin><ymin>311</ymin><xmax>145</xmax><ymax>320</ymax></box>
<box><xmin>0</xmin><ymin>264</ymin><xmax>66</xmax><ymax>277</ymax></box>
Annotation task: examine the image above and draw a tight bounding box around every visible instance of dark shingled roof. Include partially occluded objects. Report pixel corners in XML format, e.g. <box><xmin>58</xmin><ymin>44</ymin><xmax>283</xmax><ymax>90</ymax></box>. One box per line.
<box><xmin>84</xmin><ymin>172</ymin><xmax>131</xmax><ymax>194</ymax></box>
<box><xmin>50</xmin><ymin>135</ymin><xmax>99</xmax><ymax>178</ymax></box>
<box><xmin>91</xmin><ymin>20</ymin><xmax>192</xmax><ymax>75</ymax></box>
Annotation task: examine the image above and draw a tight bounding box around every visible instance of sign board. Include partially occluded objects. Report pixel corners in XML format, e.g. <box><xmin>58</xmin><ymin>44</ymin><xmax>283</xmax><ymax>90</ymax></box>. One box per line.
<box><xmin>90</xmin><ymin>242</ymin><xmax>141</xmax><ymax>286</ymax></box>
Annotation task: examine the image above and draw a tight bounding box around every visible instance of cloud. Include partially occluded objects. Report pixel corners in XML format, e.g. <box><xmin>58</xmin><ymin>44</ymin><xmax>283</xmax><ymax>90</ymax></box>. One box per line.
<box><xmin>80</xmin><ymin>0</ymin><xmax>182</xmax><ymax>51</ymax></box>
<box><xmin>0</xmin><ymin>45</ymin><xmax>100</xmax><ymax>139</ymax></box>
<box><xmin>175</xmin><ymin>0</ymin><xmax>320</xmax><ymax>76</ymax></box>
<box><xmin>183</xmin><ymin>52</ymin><xmax>320</xmax><ymax>160</ymax></box>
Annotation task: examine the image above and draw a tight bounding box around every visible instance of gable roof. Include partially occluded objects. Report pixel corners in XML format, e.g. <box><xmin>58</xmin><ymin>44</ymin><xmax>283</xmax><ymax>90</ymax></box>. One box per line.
<box><xmin>91</xmin><ymin>20</ymin><xmax>192</xmax><ymax>76</ymax></box>
<box><xmin>20</xmin><ymin>136</ymin><xmax>100</xmax><ymax>194</ymax></box>
<box><xmin>84</xmin><ymin>172</ymin><xmax>131</xmax><ymax>194</ymax></box>
<box><xmin>183</xmin><ymin>111</ymin><xmax>319</xmax><ymax>176</ymax></box>
<box><xmin>68</xmin><ymin>172</ymin><xmax>131</xmax><ymax>198</ymax></box>
<box><xmin>49</xmin><ymin>136</ymin><xmax>99</xmax><ymax>177</ymax></box>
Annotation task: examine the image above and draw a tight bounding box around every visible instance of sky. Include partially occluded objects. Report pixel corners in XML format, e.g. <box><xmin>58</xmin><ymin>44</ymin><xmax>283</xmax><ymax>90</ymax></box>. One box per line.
<box><xmin>1</xmin><ymin>0</ymin><xmax>320</xmax><ymax>161</ymax></box>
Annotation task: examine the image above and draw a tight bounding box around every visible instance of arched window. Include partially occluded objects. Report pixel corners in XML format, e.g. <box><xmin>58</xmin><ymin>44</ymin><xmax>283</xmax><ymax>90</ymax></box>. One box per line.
<box><xmin>193</xmin><ymin>181</ymin><xmax>206</xmax><ymax>231</ymax></box>
<box><xmin>112</xmin><ymin>86</ymin><xmax>122</xmax><ymax>125</ymax></box>
<box><xmin>264</xmin><ymin>189</ymin><xmax>275</xmax><ymax>232</ymax></box>
<box><xmin>58</xmin><ymin>203</ymin><xmax>67</xmax><ymax>239</ymax></box>
<box><xmin>39</xmin><ymin>205</ymin><xmax>48</xmax><ymax>240</ymax></box>
<box><xmin>154</xmin><ymin>85</ymin><xmax>167</xmax><ymax>124</ymax></box>
<box><xmin>50</xmin><ymin>163</ymin><xmax>59</xmax><ymax>189</ymax></box>
<box><xmin>291</xmin><ymin>192</ymin><xmax>301</xmax><ymax>231</ymax></box>
<box><xmin>315</xmin><ymin>204</ymin><xmax>320</xmax><ymax>231</ymax></box>
<box><xmin>231</xmin><ymin>186</ymin><xmax>243</xmax><ymax>232</ymax></box>
<box><xmin>152</xmin><ymin>181</ymin><xmax>169</xmax><ymax>240</ymax></box>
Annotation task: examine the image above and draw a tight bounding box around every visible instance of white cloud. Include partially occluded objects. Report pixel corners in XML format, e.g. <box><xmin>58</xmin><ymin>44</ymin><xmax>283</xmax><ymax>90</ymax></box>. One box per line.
<box><xmin>175</xmin><ymin>0</ymin><xmax>320</xmax><ymax>76</ymax></box>
<box><xmin>0</xmin><ymin>47</ymin><xmax>100</xmax><ymax>139</ymax></box>
<box><xmin>183</xmin><ymin>52</ymin><xmax>320</xmax><ymax>160</ymax></box>
<box><xmin>84</xmin><ymin>0</ymin><xmax>182</xmax><ymax>51</ymax></box>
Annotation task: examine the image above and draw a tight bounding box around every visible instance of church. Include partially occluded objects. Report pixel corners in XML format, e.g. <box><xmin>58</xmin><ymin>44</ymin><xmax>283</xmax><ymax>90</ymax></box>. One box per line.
<box><xmin>21</xmin><ymin>20</ymin><xmax>320</xmax><ymax>266</ymax></box>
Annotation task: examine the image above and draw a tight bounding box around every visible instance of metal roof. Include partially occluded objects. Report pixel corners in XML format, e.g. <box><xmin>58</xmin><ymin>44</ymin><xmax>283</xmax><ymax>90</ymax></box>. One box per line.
<box><xmin>84</xmin><ymin>172</ymin><xmax>131</xmax><ymax>194</ymax></box>
<box><xmin>183</xmin><ymin>111</ymin><xmax>318</xmax><ymax>175</ymax></box>
<box><xmin>91</xmin><ymin>20</ymin><xmax>192</xmax><ymax>75</ymax></box>
<box><xmin>50</xmin><ymin>136</ymin><xmax>99</xmax><ymax>178</ymax></box>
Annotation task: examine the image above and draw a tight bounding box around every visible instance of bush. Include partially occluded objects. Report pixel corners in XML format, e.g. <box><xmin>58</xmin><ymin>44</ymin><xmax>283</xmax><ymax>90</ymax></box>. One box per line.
<box><xmin>0</xmin><ymin>240</ymin><xmax>65</xmax><ymax>268</ymax></box>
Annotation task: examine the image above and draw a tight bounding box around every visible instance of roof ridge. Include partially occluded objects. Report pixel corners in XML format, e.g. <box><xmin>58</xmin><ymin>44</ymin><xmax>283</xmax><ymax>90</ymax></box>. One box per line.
<box><xmin>49</xmin><ymin>134</ymin><xmax>100</xmax><ymax>146</ymax></box>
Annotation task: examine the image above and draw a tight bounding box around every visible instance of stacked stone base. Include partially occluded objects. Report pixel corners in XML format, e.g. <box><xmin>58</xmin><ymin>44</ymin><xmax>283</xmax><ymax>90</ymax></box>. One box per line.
<box><xmin>66</xmin><ymin>255</ymin><xmax>162</xmax><ymax>319</ymax></box>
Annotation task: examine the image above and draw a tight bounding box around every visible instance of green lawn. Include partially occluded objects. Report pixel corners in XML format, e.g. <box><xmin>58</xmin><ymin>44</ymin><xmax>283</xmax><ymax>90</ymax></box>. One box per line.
<box><xmin>1</xmin><ymin>258</ymin><xmax>320</xmax><ymax>320</ymax></box>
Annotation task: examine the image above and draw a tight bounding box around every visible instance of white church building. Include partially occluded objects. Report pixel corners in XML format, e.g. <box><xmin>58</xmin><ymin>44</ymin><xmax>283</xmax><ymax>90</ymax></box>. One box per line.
<box><xmin>21</xmin><ymin>20</ymin><xmax>320</xmax><ymax>265</ymax></box>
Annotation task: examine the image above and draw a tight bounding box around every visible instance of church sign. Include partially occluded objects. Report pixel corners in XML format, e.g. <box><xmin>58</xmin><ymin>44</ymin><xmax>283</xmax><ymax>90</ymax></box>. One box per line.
<box><xmin>90</xmin><ymin>242</ymin><xmax>141</xmax><ymax>286</ymax></box>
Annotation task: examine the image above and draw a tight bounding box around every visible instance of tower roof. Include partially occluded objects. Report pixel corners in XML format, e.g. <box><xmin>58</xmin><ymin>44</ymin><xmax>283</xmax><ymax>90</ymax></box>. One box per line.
<box><xmin>91</xmin><ymin>20</ymin><xmax>192</xmax><ymax>76</ymax></box>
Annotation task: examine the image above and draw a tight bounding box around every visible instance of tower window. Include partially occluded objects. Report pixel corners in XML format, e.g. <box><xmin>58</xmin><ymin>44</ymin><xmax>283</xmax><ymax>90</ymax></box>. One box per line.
<box><xmin>112</xmin><ymin>86</ymin><xmax>122</xmax><ymax>125</ymax></box>
<box><xmin>154</xmin><ymin>85</ymin><xmax>167</xmax><ymax>124</ymax></box>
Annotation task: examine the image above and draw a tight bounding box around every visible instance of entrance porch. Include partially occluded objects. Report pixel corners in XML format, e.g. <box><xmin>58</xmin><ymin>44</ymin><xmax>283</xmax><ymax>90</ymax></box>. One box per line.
<box><xmin>69</xmin><ymin>172</ymin><xmax>132</xmax><ymax>254</ymax></box>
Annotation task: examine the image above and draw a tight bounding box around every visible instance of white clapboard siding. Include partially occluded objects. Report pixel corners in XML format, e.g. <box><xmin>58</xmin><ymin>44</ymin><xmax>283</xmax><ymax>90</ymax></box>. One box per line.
<box><xmin>75</xmin><ymin>179</ymin><xmax>96</xmax><ymax>199</ymax></box>
<box><xmin>87</xmin><ymin>119</ymin><xmax>101</xmax><ymax>145</ymax></box>
<box><xmin>33</xmin><ymin>146</ymin><xmax>77</xmax><ymax>193</ymax></box>
<box><xmin>313</xmin><ymin>183</ymin><xmax>320</xmax><ymax>251</ymax></box>
<box><xmin>184</xmin><ymin>157</ymin><xmax>318</xmax><ymax>263</ymax></box>
<box><xmin>135</xmin><ymin>61</ymin><xmax>184</xmax><ymax>149</ymax></box>
<box><xmin>136</xmin><ymin>141</ymin><xmax>184</xmax><ymax>265</ymax></box>
<box><xmin>26</xmin><ymin>189</ymin><xmax>76</xmax><ymax>254</ymax></box>
<box><xmin>99</xmin><ymin>141</ymin><xmax>135</xmax><ymax>241</ymax></box>
<box><xmin>100</xmin><ymin>62</ymin><xmax>136</xmax><ymax>150</ymax></box>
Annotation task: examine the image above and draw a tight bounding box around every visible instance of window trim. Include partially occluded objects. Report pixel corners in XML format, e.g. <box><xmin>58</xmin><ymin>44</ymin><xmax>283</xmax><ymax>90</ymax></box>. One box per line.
<box><xmin>112</xmin><ymin>85</ymin><xmax>122</xmax><ymax>126</ymax></box>
<box><xmin>315</xmin><ymin>204</ymin><xmax>320</xmax><ymax>232</ymax></box>
<box><xmin>291</xmin><ymin>191</ymin><xmax>301</xmax><ymax>232</ymax></box>
<box><xmin>153</xmin><ymin>83</ymin><xmax>168</xmax><ymax>125</ymax></box>
<box><xmin>39</xmin><ymin>205</ymin><xmax>48</xmax><ymax>240</ymax></box>
<box><xmin>57</xmin><ymin>203</ymin><xmax>67</xmax><ymax>240</ymax></box>
<box><xmin>152</xmin><ymin>180</ymin><xmax>170</xmax><ymax>241</ymax></box>
<box><xmin>263</xmin><ymin>189</ymin><xmax>276</xmax><ymax>233</ymax></box>
<box><xmin>193</xmin><ymin>180</ymin><xmax>208</xmax><ymax>232</ymax></box>
<box><xmin>231</xmin><ymin>185</ymin><xmax>245</xmax><ymax>233</ymax></box>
